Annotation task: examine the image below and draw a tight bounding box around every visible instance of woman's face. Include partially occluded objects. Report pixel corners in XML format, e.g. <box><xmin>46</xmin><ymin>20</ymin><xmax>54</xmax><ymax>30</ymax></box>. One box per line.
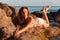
<box><xmin>22</xmin><ymin>8</ymin><xmax>28</xmax><ymax>19</ymax></box>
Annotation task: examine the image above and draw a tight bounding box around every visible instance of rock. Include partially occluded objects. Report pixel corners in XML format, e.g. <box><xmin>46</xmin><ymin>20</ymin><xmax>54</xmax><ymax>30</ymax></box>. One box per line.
<box><xmin>9</xmin><ymin>26</ymin><xmax>60</xmax><ymax>40</ymax></box>
<box><xmin>49</xmin><ymin>35</ymin><xmax>60</xmax><ymax>40</ymax></box>
<box><xmin>0</xmin><ymin>8</ymin><xmax>16</xmax><ymax>40</ymax></box>
<box><xmin>54</xmin><ymin>9</ymin><xmax>60</xmax><ymax>27</ymax></box>
<box><xmin>15</xmin><ymin>27</ymin><xmax>48</xmax><ymax>40</ymax></box>
<box><xmin>49</xmin><ymin>12</ymin><xmax>57</xmax><ymax>20</ymax></box>
<box><xmin>8</xmin><ymin>6</ymin><xmax>18</xmax><ymax>19</ymax></box>
<box><xmin>0</xmin><ymin>2</ymin><xmax>19</xmax><ymax>26</ymax></box>
<box><xmin>31</xmin><ymin>11</ymin><xmax>43</xmax><ymax>18</ymax></box>
<box><xmin>0</xmin><ymin>2</ymin><xmax>18</xmax><ymax>17</ymax></box>
<box><xmin>47</xmin><ymin>10</ymin><xmax>60</xmax><ymax>26</ymax></box>
<box><xmin>0</xmin><ymin>2</ymin><xmax>12</xmax><ymax>17</ymax></box>
<box><xmin>45</xmin><ymin>27</ymin><xmax>60</xmax><ymax>38</ymax></box>
<box><xmin>55</xmin><ymin>15</ymin><xmax>60</xmax><ymax>26</ymax></box>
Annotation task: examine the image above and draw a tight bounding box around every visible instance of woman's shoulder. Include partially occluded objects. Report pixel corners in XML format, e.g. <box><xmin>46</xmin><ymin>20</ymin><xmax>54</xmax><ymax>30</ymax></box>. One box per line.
<box><xmin>25</xmin><ymin>15</ymin><xmax>35</xmax><ymax>24</ymax></box>
<box><xmin>28</xmin><ymin>15</ymin><xmax>34</xmax><ymax>19</ymax></box>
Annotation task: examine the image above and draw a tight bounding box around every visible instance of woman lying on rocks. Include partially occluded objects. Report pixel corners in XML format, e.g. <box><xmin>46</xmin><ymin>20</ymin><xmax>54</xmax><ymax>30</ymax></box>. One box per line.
<box><xmin>14</xmin><ymin>6</ymin><xmax>50</xmax><ymax>38</ymax></box>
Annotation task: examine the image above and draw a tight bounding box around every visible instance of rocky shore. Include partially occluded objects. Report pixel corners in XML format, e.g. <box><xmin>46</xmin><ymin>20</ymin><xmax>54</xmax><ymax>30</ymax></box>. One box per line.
<box><xmin>0</xmin><ymin>2</ymin><xmax>60</xmax><ymax>40</ymax></box>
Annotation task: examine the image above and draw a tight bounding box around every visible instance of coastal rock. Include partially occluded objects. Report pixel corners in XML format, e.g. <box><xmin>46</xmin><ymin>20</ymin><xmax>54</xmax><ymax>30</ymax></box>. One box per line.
<box><xmin>55</xmin><ymin>15</ymin><xmax>60</xmax><ymax>27</ymax></box>
<box><xmin>9</xmin><ymin>6</ymin><xmax>18</xmax><ymax>18</ymax></box>
<box><xmin>0</xmin><ymin>8</ymin><xmax>16</xmax><ymax>40</ymax></box>
<box><xmin>48</xmin><ymin>9</ymin><xmax>60</xmax><ymax>26</ymax></box>
<box><xmin>8</xmin><ymin>26</ymin><xmax>60</xmax><ymax>40</ymax></box>
<box><xmin>0</xmin><ymin>2</ymin><xmax>18</xmax><ymax>17</ymax></box>
<box><xmin>50</xmin><ymin>35</ymin><xmax>60</xmax><ymax>40</ymax></box>
<box><xmin>31</xmin><ymin>11</ymin><xmax>43</xmax><ymax>18</ymax></box>
<box><xmin>0</xmin><ymin>2</ymin><xmax>19</xmax><ymax>26</ymax></box>
<box><xmin>0</xmin><ymin>2</ymin><xmax>12</xmax><ymax>17</ymax></box>
<box><xmin>55</xmin><ymin>9</ymin><xmax>60</xmax><ymax>27</ymax></box>
<box><xmin>18</xmin><ymin>27</ymin><xmax>60</xmax><ymax>40</ymax></box>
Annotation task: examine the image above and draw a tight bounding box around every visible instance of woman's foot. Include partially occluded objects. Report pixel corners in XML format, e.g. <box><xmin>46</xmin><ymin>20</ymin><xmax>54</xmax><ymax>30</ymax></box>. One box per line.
<box><xmin>42</xmin><ymin>5</ymin><xmax>50</xmax><ymax>14</ymax></box>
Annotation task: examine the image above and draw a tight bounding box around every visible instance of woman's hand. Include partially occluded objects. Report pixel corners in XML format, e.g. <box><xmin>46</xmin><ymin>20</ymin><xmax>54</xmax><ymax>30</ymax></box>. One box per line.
<box><xmin>14</xmin><ymin>30</ymin><xmax>20</xmax><ymax>38</ymax></box>
<box><xmin>14</xmin><ymin>26</ymin><xmax>20</xmax><ymax>38</ymax></box>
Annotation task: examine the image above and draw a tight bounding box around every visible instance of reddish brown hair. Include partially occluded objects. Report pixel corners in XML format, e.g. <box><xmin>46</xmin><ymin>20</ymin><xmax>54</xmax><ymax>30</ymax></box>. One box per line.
<box><xmin>17</xmin><ymin>7</ymin><xmax>29</xmax><ymax>25</ymax></box>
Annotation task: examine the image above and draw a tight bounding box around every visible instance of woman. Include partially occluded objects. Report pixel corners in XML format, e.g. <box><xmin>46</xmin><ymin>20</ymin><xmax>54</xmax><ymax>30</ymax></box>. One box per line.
<box><xmin>14</xmin><ymin>7</ymin><xmax>35</xmax><ymax>38</ymax></box>
<box><xmin>14</xmin><ymin>6</ymin><xmax>50</xmax><ymax>38</ymax></box>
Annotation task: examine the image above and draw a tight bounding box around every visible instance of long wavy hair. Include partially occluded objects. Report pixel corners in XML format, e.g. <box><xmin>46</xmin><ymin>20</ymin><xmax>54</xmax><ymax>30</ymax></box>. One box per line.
<box><xmin>17</xmin><ymin>7</ymin><xmax>29</xmax><ymax>25</ymax></box>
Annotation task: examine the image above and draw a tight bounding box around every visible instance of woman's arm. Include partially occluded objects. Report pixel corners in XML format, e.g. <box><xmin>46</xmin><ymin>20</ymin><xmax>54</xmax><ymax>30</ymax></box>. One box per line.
<box><xmin>14</xmin><ymin>16</ymin><xmax>34</xmax><ymax>37</ymax></box>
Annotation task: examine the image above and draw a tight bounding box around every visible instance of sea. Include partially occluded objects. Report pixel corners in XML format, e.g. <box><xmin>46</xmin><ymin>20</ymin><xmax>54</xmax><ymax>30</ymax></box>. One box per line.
<box><xmin>16</xmin><ymin>6</ymin><xmax>60</xmax><ymax>13</ymax></box>
<box><xmin>16</xmin><ymin>6</ymin><xmax>60</xmax><ymax>25</ymax></box>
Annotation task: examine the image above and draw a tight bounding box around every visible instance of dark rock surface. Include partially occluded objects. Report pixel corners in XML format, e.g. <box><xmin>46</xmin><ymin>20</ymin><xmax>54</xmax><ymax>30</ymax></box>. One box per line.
<box><xmin>31</xmin><ymin>11</ymin><xmax>43</xmax><ymax>18</ymax></box>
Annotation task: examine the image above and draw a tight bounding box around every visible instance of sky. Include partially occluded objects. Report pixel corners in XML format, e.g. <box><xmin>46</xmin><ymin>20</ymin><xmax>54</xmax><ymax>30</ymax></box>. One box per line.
<box><xmin>0</xmin><ymin>0</ymin><xmax>60</xmax><ymax>6</ymax></box>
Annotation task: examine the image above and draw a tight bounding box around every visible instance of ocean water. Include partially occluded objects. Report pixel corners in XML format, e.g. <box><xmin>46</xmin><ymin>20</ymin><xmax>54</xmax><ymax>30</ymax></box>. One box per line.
<box><xmin>16</xmin><ymin>6</ymin><xmax>60</xmax><ymax>13</ymax></box>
